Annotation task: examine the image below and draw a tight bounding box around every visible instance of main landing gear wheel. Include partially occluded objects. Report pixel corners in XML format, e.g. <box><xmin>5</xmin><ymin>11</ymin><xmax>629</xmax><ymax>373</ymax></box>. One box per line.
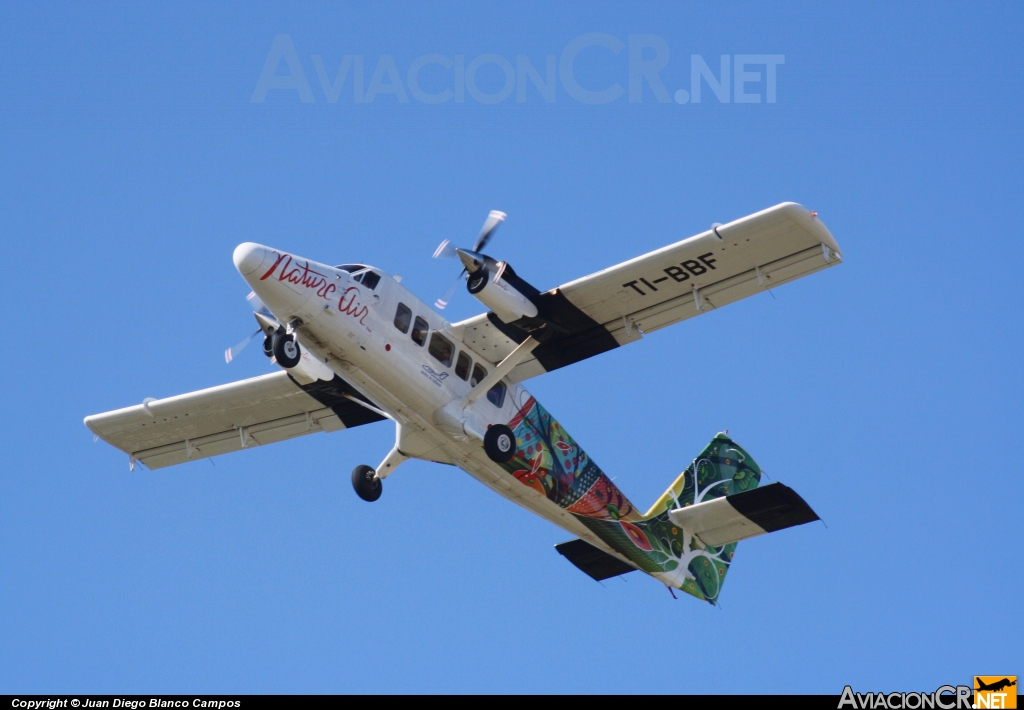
<box><xmin>272</xmin><ymin>333</ymin><xmax>301</xmax><ymax>368</ymax></box>
<box><xmin>351</xmin><ymin>464</ymin><xmax>382</xmax><ymax>502</ymax></box>
<box><xmin>483</xmin><ymin>424</ymin><xmax>517</xmax><ymax>463</ymax></box>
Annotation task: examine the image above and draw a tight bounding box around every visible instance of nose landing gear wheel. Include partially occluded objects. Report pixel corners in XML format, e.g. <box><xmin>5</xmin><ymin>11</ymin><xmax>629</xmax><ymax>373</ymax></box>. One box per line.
<box><xmin>484</xmin><ymin>424</ymin><xmax>517</xmax><ymax>463</ymax></box>
<box><xmin>273</xmin><ymin>333</ymin><xmax>301</xmax><ymax>368</ymax></box>
<box><xmin>352</xmin><ymin>464</ymin><xmax>382</xmax><ymax>502</ymax></box>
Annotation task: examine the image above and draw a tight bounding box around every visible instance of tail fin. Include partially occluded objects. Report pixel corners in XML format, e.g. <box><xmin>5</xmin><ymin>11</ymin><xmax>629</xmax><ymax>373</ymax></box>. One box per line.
<box><xmin>638</xmin><ymin>432</ymin><xmax>761</xmax><ymax>602</ymax></box>
<box><xmin>641</xmin><ymin>433</ymin><xmax>817</xmax><ymax>603</ymax></box>
<box><xmin>645</xmin><ymin>433</ymin><xmax>763</xmax><ymax>520</ymax></box>
<box><xmin>548</xmin><ymin>430</ymin><xmax>818</xmax><ymax>603</ymax></box>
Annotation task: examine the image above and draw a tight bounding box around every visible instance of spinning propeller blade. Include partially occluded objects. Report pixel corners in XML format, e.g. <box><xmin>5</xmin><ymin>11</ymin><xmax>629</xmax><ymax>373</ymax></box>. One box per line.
<box><xmin>432</xmin><ymin>210</ymin><xmax>506</xmax><ymax>309</ymax></box>
<box><xmin>225</xmin><ymin>329</ymin><xmax>262</xmax><ymax>364</ymax></box>
<box><xmin>432</xmin><ymin>239</ymin><xmax>457</xmax><ymax>259</ymax></box>
<box><xmin>435</xmin><ymin>271</ymin><xmax>466</xmax><ymax>310</ymax></box>
<box><xmin>246</xmin><ymin>291</ymin><xmax>272</xmax><ymax>316</ymax></box>
<box><xmin>473</xmin><ymin>210</ymin><xmax>506</xmax><ymax>252</ymax></box>
<box><xmin>225</xmin><ymin>291</ymin><xmax>274</xmax><ymax>363</ymax></box>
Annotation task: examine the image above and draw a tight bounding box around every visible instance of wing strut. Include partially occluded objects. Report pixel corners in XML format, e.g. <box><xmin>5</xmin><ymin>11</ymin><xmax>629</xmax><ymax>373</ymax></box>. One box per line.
<box><xmin>459</xmin><ymin>336</ymin><xmax>539</xmax><ymax>407</ymax></box>
<box><xmin>341</xmin><ymin>392</ymin><xmax>395</xmax><ymax>421</ymax></box>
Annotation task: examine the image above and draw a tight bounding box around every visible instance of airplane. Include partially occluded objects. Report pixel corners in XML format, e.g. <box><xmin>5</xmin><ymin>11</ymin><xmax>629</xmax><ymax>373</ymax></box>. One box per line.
<box><xmin>85</xmin><ymin>202</ymin><xmax>842</xmax><ymax>604</ymax></box>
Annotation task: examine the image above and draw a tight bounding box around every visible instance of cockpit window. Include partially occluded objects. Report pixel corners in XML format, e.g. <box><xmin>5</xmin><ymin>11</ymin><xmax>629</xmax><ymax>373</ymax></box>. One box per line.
<box><xmin>336</xmin><ymin>264</ymin><xmax>368</xmax><ymax>273</ymax></box>
<box><xmin>394</xmin><ymin>303</ymin><xmax>411</xmax><ymax>333</ymax></box>
<box><xmin>428</xmin><ymin>333</ymin><xmax>454</xmax><ymax>368</ymax></box>
<box><xmin>411</xmin><ymin>316</ymin><xmax>429</xmax><ymax>346</ymax></box>
<box><xmin>351</xmin><ymin>269</ymin><xmax>381</xmax><ymax>290</ymax></box>
<box><xmin>359</xmin><ymin>271</ymin><xmax>381</xmax><ymax>290</ymax></box>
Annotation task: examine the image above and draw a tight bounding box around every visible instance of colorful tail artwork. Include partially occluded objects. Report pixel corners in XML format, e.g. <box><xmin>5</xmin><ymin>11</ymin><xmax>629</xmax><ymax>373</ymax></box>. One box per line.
<box><xmin>502</xmin><ymin>394</ymin><xmax>762</xmax><ymax>603</ymax></box>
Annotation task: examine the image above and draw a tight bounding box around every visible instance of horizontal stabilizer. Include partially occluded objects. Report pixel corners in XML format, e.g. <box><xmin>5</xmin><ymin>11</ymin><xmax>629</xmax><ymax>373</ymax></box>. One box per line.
<box><xmin>555</xmin><ymin>539</ymin><xmax>637</xmax><ymax>582</ymax></box>
<box><xmin>668</xmin><ymin>482</ymin><xmax>819</xmax><ymax>548</ymax></box>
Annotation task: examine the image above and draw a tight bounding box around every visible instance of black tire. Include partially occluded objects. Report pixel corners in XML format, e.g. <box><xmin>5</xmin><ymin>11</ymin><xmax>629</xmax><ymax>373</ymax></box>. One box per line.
<box><xmin>483</xmin><ymin>424</ymin><xmax>517</xmax><ymax>463</ymax></box>
<box><xmin>351</xmin><ymin>465</ymin><xmax>382</xmax><ymax>502</ymax></box>
<box><xmin>273</xmin><ymin>333</ymin><xmax>301</xmax><ymax>368</ymax></box>
<box><xmin>262</xmin><ymin>333</ymin><xmax>274</xmax><ymax>358</ymax></box>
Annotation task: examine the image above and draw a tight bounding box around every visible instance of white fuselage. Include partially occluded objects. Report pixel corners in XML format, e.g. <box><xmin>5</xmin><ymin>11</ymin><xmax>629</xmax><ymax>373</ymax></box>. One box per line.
<box><xmin>233</xmin><ymin>243</ymin><xmax>602</xmax><ymax>546</ymax></box>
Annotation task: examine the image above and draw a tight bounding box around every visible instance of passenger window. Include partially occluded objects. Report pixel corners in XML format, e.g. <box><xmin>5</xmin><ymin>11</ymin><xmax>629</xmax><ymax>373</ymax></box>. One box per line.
<box><xmin>411</xmin><ymin>316</ymin><xmax>429</xmax><ymax>346</ymax></box>
<box><xmin>394</xmin><ymin>303</ymin><xmax>411</xmax><ymax>334</ymax></box>
<box><xmin>360</xmin><ymin>271</ymin><xmax>381</xmax><ymax>290</ymax></box>
<box><xmin>486</xmin><ymin>382</ymin><xmax>506</xmax><ymax>408</ymax></box>
<box><xmin>428</xmin><ymin>333</ymin><xmax>454</xmax><ymax>367</ymax></box>
<box><xmin>455</xmin><ymin>352</ymin><xmax>471</xmax><ymax>381</ymax></box>
<box><xmin>470</xmin><ymin>363</ymin><xmax>487</xmax><ymax>387</ymax></box>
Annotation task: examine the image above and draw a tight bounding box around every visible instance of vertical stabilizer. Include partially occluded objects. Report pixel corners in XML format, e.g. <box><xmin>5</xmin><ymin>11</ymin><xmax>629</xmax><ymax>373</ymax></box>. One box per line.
<box><xmin>640</xmin><ymin>433</ymin><xmax>763</xmax><ymax>602</ymax></box>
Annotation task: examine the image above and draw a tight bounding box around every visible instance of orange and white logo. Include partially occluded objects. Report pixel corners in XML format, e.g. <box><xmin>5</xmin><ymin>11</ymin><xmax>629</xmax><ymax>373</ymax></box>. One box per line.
<box><xmin>974</xmin><ymin>677</ymin><xmax>1017</xmax><ymax>709</ymax></box>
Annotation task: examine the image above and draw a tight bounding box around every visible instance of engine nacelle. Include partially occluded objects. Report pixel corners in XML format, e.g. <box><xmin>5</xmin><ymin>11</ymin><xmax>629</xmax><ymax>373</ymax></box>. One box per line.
<box><xmin>467</xmin><ymin>267</ymin><xmax>538</xmax><ymax>323</ymax></box>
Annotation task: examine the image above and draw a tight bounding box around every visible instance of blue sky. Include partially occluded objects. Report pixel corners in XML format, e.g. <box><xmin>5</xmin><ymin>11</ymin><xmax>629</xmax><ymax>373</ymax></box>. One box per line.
<box><xmin>1</xmin><ymin>1</ymin><xmax>1021</xmax><ymax>694</ymax></box>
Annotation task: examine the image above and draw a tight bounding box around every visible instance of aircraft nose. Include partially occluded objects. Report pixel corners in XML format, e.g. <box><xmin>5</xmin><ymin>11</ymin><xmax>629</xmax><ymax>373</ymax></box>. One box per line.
<box><xmin>233</xmin><ymin>242</ymin><xmax>270</xmax><ymax>276</ymax></box>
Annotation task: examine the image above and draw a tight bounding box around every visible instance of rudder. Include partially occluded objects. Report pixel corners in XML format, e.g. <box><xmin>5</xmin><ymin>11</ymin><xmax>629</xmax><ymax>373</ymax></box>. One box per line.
<box><xmin>642</xmin><ymin>433</ymin><xmax>763</xmax><ymax>603</ymax></box>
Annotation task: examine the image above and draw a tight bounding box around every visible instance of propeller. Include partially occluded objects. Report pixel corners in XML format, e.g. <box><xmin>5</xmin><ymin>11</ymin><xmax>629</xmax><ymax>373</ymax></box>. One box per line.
<box><xmin>246</xmin><ymin>291</ymin><xmax>273</xmax><ymax>316</ymax></box>
<box><xmin>224</xmin><ymin>292</ymin><xmax>275</xmax><ymax>363</ymax></box>
<box><xmin>225</xmin><ymin>329</ymin><xmax>261</xmax><ymax>363</ymax></box>
<box><xmin>433</xmin><ymin>210</ymin><xmax>506</xmax><ymax>309</ymax></box>
<box><xmin>472</xmin><ymin>209</ymin><xmax>507</xmax><ymax>253</ymax></box>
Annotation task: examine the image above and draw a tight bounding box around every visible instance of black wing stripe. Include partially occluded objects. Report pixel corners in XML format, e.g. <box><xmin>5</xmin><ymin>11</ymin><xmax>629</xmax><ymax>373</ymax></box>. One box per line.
<box><xmin>485</xmin><ymin>264</ymin><xmax>621</xmax><ymax>375</ymax></box>
<box><xmin>726</xmin><ymin>482</ymin><xmax>820</xmax><ymax>534</ymax></box>
<box><xmin>289</xmin><ymin>374</ymin><xmax>387</xmax><ymax>428</ymax></box>
<box><xmin>533</xmin><ymin>325</ymin><xmax>620</xmax><ymax>372</ymax></box>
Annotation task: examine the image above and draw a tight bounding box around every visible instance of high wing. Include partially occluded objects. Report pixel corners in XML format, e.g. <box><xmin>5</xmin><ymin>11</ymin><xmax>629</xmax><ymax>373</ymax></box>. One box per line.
<box><xmin>449</xmin><ymin>202</ymin><xmax>841</xmax><ymax>381</ymax></box>
<box><xmin>85</xmin><ymin>371</ymin><xmax>387</xmax><ymax>469</ymax></box>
